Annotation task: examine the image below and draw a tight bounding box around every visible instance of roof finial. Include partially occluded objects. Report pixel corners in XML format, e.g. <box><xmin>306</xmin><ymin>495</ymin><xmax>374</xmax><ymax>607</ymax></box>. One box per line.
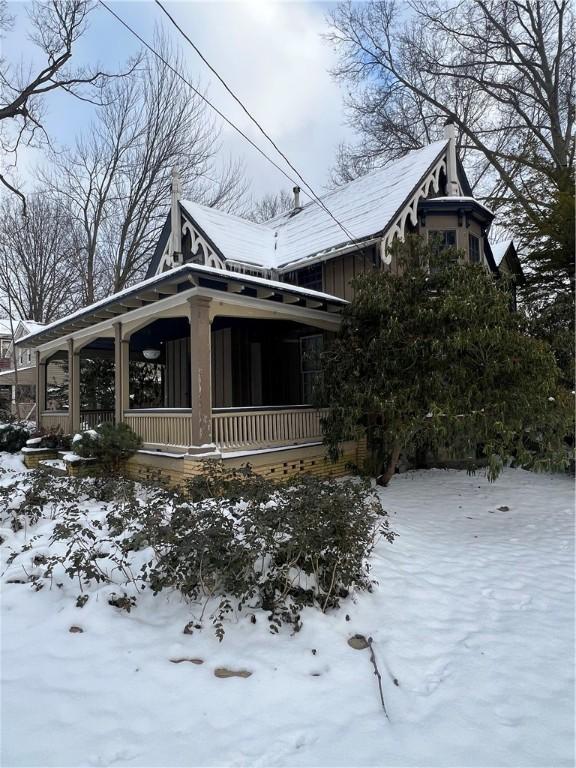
<box><xmin>443</xmin><ymin>118</ymin><xmax>460</xmax><ymax>196</ymax></box>
<box><xmin>170</xmin><ymin>166</ymin><xmax>182</xmax><ymax>259</ymax></box>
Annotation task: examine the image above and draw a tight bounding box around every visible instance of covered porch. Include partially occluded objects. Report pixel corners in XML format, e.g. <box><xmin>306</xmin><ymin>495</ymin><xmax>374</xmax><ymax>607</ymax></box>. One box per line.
<box><xmin>25</xmin><ymin>264</ymin><xmax>344</xmax><ymax>455</ymax></box>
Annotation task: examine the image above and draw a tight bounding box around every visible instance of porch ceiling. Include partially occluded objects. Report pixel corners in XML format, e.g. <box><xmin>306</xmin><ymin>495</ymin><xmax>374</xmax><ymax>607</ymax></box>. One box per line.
<box><xmin>18</xmin><ymin>263</ymin><xmax>346</xmax><ymax>352</ymax></box>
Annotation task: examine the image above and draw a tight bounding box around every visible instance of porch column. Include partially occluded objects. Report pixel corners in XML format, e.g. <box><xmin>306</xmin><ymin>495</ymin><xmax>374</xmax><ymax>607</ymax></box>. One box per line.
<box><xmin>35</xmin><ymin>351</ymin><xmax>46</xmax><ymax>429</ymax></box>
<box><xmin>68</xmin><ymin>339</ymin><xmax>81</xmax><ymax>434</ymax></box>
<box><xmin>114</xmin><ymin>322</ymin><xmax>130</xmax><ymax>423</ymax></box>
<box><xmin>188</xmin><ymin>296</ymin><xmax>213</xmax><ymax>448</ymax></box>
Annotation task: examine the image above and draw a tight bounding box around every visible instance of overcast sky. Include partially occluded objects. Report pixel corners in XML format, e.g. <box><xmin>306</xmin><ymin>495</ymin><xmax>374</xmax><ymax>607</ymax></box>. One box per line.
<box><xmin>5</xmin><ymin>0</ymin><xmax>356</xmax><ymax>202</ymax></box>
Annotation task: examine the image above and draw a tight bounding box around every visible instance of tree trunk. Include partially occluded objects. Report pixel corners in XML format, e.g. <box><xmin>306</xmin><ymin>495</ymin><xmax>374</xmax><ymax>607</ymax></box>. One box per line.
<box><xmin>376</xmin><ymin>443</ymin><xmax>402</xmax><ymax>487</ymax></box>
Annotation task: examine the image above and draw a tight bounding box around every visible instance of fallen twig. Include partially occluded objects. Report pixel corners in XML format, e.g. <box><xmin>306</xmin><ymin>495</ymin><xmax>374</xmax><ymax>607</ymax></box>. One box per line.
<box><xmin>368</xmin><ymin>636</ymin><xmax>389</xmax><ymax>719</ymax></box>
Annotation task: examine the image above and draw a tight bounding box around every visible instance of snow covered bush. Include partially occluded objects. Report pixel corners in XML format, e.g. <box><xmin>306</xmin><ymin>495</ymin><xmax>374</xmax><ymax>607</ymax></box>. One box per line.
<box><xmin>2</xmin><ymin>467</ymin><xmax>394</xmax><ymax>638</ymax></box>
<box><xmin>73</xmin><ymin>422</ymin><xmax>142</xmax><ymax>472</ymax></box>
<box><xmin>141</xmin><ymin>473</ymin><xmax>392</xmax><ymax>635</ymax></box>
<box><xmin>0</xmin><ymin>422</ymin><xmax>30</xmax><ymax>453</ymax></box>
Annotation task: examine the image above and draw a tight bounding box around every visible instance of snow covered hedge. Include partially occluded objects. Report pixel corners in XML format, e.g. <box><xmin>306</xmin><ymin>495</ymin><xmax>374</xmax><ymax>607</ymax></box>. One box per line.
<box><xmin>1</xmin><ymin>465</ymin><xmax>394</xmax><ymax>637</ymax></box>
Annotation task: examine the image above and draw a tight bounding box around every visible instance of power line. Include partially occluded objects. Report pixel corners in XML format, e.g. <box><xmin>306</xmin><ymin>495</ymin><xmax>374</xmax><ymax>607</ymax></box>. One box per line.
<box><xmin>153</xmin><ymin>0</ymin><xmax>367</xmax><ymax>251</ymax></box>
<box><xmin>98</xmin><ymin>0</ymin><xmax>301</xmax><ymax>189</ymax></box>
<box><xmin>100</xmin><ymin>0</ymin><xmax>370</xmax><ymax>258</ymax></box>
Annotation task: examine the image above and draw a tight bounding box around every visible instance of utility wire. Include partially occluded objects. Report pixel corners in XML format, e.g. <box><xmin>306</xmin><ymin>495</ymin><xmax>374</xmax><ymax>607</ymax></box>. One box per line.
<box><xmin>153</xmin><ymin>0</ymin><xmax>367</xmax><ymax>251</ymax></box>
<box><xmin>100</xmin><ymin>0</ymin><xmax>370</xmax><ymax>258</ymax></box>
<box><xmin>99</xmin><ymin>0</ymin><xmax>301</xmax><ymax>189</ymax></box>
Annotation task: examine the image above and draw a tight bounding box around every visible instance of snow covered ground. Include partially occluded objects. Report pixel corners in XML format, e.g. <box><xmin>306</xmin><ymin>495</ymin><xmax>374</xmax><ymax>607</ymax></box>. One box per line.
<box><xmin>1</xmin><ymin>454</ymin><xmax>574</xmax><ymax>768</ymax></box>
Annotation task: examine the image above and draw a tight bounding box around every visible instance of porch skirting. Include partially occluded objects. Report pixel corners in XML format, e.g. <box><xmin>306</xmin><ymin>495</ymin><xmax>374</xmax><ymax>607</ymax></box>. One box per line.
<box><xmin>123</xmin><ymin>439</ymin><xmax>367</xmax><ymax>487</ymax></box>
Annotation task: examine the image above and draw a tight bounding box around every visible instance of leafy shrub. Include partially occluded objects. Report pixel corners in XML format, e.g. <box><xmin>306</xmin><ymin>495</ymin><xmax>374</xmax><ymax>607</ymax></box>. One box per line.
<box><xmin>39</xmin><ymin>428</ymin><xmax>72</xmax><ymax>451</ymax></box>
<box><xmin>73</xmin><ymin>422</ymin><xmax>142</xmax><ymax>472</ymax></box>
<box><xmin>5</xmin><ymin>464</ymin><xmax>395</xmax><ymax>638</ymax></box>
<box><xmin>0</xmin><ymin>422</ymin><xmax>30</xmax><ymax>452</ymax></box>
<box><xmin>144</xmin><ymin>468</ymin><xmax>393</xmax><ymax>635</ymax></box>
<box><xmin>185</xmin><ymin>459</ymin><xmax>279</xmax><ymax>502</ymax></box>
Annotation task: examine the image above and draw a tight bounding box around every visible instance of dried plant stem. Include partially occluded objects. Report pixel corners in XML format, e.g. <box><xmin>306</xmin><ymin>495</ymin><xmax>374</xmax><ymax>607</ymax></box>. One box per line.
<box><xmin>367</xmin><ymin>636</ymin><xmax>389</xmax><ymax>719</ymax></box>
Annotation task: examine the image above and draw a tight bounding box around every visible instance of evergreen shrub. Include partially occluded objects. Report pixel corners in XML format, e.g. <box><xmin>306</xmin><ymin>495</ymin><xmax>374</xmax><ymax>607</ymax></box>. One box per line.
<box><xmin>73</xmin><ymin>422</ymin><xmax>142</xmax><ymax>472</ymax></box>
<box><xmin>0</xmin><ymin>423</ymin><xmax>30</xmax><ymax>453</ymax></box>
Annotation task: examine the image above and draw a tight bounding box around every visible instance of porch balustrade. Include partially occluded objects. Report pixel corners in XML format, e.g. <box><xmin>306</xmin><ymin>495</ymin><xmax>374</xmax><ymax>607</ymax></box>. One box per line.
<box><xmin>212</xmin><ymin>406</ymin><xmax>328</xmax><ymax>451</ymax></box>
<box><xmin>124</xmin><ymin>409</ymin><xmax>193</xmax><ymax>449</ymax></box>
<box><xmin>121</xmin><ymin>406</ymin><xmax>327</xmax><ymax>452</ymax></box>
<box><xmin>41</xmin><ymin>412</ymin><xmax>70</xmax><ymax>433</ymax></box>
<box><xmin>80</xmin><ymin>410</ymin><xmax>115</xmax><ymax>430</ymax></box>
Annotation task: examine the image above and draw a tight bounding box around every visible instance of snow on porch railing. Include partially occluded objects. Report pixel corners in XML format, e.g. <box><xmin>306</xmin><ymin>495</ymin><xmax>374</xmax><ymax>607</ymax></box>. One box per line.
<box><xmin>124</xmin><ymin>409</ymin><xmax>193</xmax><ymax>448</ymax></box>
<box><xmin>212</xmin><ymin>406</ymin><xmax>328</xmax><ymax>451</ymax></box>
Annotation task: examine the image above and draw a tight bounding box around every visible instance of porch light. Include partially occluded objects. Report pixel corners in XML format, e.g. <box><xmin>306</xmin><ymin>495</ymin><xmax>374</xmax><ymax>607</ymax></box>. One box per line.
<box><xmin>143</xmin><ymin>348</ymin><xmax>161</xmax><ymax>361</ymax></box>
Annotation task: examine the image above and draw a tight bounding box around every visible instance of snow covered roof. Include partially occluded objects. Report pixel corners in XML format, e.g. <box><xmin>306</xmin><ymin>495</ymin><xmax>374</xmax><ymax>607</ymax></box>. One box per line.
<box><xmin>20</xmin><ymin>320</ymin><xmax>45</xmax><ymax>336</ymax></box>
<box><xmin>491</xmin><ymin>240</ymin><xmax>514</xmax><ymax>266</ymax></box>
<box><xmin>0</xmin><ymin>319</ymin><xmax>45</xmax><ymax>340</ymax></box>
<box><xmin>181</xmin><ymin>140</ymin><xmax>449</xmax><ymax>270</ymax></box>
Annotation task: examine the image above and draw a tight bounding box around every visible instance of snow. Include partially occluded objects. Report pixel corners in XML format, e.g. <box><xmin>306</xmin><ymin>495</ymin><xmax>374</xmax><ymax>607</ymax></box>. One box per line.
<box><xmin>181</xmin><ymin>141</ymin><xmax>449</xmax><ymax>270</ymax></box>
<box><xmin>38</xmin><ymin>459</ymin><xmax>66</xmax><ymax>470</ymax></box>
<box><xmin>1</xmin><ymin>458</ymin><xmax>573</xmax><ymax>767</ymax></box>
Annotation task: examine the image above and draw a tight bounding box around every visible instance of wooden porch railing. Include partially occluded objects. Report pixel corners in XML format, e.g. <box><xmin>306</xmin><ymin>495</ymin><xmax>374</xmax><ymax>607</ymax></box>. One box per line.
<box><xmin>124</xmin><ymin>409</ymin><xmax>193</xmax><ymax>448</ymax></box>
<box><xmin>41</xmin><ymin>411</ymin><xmax>70</xmax><ymax>433</ymax></box>
<box><xmin>80</xmin><ymin>410</ymin><xmax>115</xmax><ymax>430</ymax></box>
<box><xmin>212</xmin><ymin>406</ymin><xmax>328</xmax><ymax>451</ymax></box>
<box><xmin>41</xmin><ymin>407</ymin><xmax>327</xmax><ymax>452</ymax></box>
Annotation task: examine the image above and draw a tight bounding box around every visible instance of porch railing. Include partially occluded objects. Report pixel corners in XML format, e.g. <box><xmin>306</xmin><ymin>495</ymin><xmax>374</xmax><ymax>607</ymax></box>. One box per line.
<box><xmin>122</xmin><ymin>406</ymin><xmax>327</xmax><ymax>452</ymax></box>
<box><xmin>212</xmin><ymin>406</ymin><xmax>328</xmax><ymax>451</ymax></box>
<box><xmin>80</xmin><ymin>410</ymin><xmax>114</xmax><ymax>430</ymax></box>
<box><xmin>41</xmin><ymin>411</ymin><xmax>70</xmax><ymax>434</ymax></box>
<box><xmin>124</xmin><ymin>409</ymin><xmax>193</xmax><ymax>448</ymax></box>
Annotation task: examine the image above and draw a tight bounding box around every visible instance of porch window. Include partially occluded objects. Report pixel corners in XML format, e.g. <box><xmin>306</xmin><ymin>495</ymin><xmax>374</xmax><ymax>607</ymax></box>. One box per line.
<box><xmin>469</xmin><ymin>234</ymin><xmax>481</xmax><ymax>263</ymax></box>
<box><xmin>300</xmin><ymin>334</ymin><xmax>323</xmax><ymax>404</ymax></box>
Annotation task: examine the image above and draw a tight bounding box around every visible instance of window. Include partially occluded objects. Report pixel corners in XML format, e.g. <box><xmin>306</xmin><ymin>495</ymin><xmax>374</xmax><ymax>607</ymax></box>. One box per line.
<box><xmin>469</xmin><ymin>234</ymin><xmax>481</xmax><ymax>263</ymax></box>
<box><xmin>286</xmin><ymin>263</ymin><xmax>323</xmax><ymax>292</ymax></box>
<box><xmin>428</xmin><ymin>230</ymin><xmax>457</xmax><ymax>251</ymax></box>
<box><xmin>300</xmin><ymin>334</ymin><xmax>323</xmax><ymax>403</ymax></box>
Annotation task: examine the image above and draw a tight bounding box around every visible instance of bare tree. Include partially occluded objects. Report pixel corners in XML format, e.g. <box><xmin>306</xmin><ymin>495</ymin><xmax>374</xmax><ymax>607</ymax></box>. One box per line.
<box><xmin>43</xmin><ymin>33</ymin><xmax>249</xmax><ymax>301</ymax></box>
<box><xmin>0</xmin><ymin>0</ymin><xmax>137</xmax><ymax>210</ymax></box>
<box><xmin>246</xmin><ymin>189</ymin><xmax>294</xmax><ymax>223</ymax></box>
<box><xmin>0</xmin><ymin>193</ymin><xmax>81</xmax><ymax>322</ymax></box>
<box><xmin>326</xmin><ymin>0</ymin><xmax>575</xmax><ymax>220</ymax></box>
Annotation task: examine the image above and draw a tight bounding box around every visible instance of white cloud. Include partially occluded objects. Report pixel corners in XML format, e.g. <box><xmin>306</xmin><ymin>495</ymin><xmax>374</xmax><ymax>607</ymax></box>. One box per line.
<box><xmin>171</xmin><ymin>0</ymin><xmax>354</xmax><ymax>197</ymax></box>
<box><xmin>2</xmin><ymin>1</ymin><xmax>353</xmax><ymax>202</ymax></box>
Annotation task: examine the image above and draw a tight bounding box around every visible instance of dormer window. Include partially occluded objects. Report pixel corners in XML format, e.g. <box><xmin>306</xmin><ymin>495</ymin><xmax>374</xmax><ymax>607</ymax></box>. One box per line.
<box><xmin>469</xmin><ymin>234</ymin><xmax>481</xmax><ymax>263</ymax></box>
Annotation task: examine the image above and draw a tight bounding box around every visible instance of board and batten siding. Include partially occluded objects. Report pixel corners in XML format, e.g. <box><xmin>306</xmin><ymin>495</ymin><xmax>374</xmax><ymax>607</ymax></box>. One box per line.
<box><xmin>322</xmin><ymin>248</ymin><xmax>379</xmax><ymax>301</ymax></box>
<box><xmin>164</xmin><ymin>338</ymin><xmax>189</xmax><ymax>408</ymax></box>
<box><xmin>212</xmin><ymin>328</ymin><xmax>233</xmax><ymax>408</ymax></box>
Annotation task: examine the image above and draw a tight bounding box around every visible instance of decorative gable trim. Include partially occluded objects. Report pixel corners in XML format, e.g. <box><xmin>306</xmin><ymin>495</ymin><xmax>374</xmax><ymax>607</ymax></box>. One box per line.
<box><xmin>181</xmin><ymin>219</ymin><xmax>226</xmax><ymax>270</ymax></box>
<box><xmin>380</xmin><ymin>149</ymin><xmax>451</xmax><ymax>263</ymax></box>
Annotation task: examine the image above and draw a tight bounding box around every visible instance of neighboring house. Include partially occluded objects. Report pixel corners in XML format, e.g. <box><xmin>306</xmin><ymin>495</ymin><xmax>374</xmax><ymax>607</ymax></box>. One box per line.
<box><xmin>18</xmin><ymin>125</ymin><xmax>524</xmax><ymax>482</ymax></box>
<box><xmin>0</xmin><ymin>320</ymin><xmax>46</xmax><ymax>418</ymax></box>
